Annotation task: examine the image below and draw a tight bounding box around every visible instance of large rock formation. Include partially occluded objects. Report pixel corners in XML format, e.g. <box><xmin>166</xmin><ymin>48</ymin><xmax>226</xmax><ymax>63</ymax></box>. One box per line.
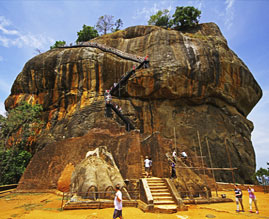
<box><xmin>7</xmin><ymin>23</ymin><xmax>262</xmax><ymax>190</ymax></box>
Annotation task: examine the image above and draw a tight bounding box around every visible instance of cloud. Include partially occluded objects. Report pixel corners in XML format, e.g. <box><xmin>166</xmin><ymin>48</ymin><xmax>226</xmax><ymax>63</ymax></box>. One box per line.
<box><xmin>0</xmin><ymin>101</ymin><xmax>6</xmax><ymax>116</ymax></box>
<box><xmin>132</xmin><ymin>1</ymin><xmax>173</xmax><ymax>21</ymax></box>
<box><xmin>0</xmin><ymin>16</ymin><xmax>54</xmax><ymax>49</ymax></box>
<box><xmin>0</xmin><ymin>16</ymin><xmax>20</xmax><ymax>36</ymax></box>
<box><xmin>224</xmin><ymin>0</ymin><xmax>235</xmax><ymax>30</ymax></box>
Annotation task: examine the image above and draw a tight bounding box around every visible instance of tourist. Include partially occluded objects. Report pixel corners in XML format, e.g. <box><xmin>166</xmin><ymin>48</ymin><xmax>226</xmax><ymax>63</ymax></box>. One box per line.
<box><xmin>248</xmin><ymin>186</ymin><xmax>259</xmax><ymax>214</ymax></box>
<box><xmin>149</xmin><ymin>157</ymin><xmax>152</xmax><ymax>177</ymax></box>
<box><xmin>172</xmin><ymin>150</ymin><xmax>177</xmax><ymax>162</ymax></box>
<box><xmin>104</xmin><ymin>90</ymin><xmax>112</xmax><ymax>104</ymax></box>
<box><xmin>171</xmin><ymin>162</ymin><xmax>176</xmax><ymax>179</ymax></box>
<box><xmin>181</xmin><ymin>151</ymin><xmax>187</xmax><ymax>159</ymax></box>
<box><xmin>144</xmin><ymin>156</ymin><xmax>150</xmax><ymax>178</ymax></box>
<box><xmin>113</xmin><ymin>184</ymin><xmax>122</xmax><ymax>219</ymax></box>
<box><xmin>234</xmin><ymin>184</ymin><xmax>244</xmax><ymax>212</ymax></box>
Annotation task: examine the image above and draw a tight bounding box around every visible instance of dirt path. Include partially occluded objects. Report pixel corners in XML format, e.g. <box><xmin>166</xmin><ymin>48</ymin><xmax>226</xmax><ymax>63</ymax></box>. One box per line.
<box><xmin>0</xmin><ymin>191</ymin><xmax>268</xmax><ymax>219</ymax></box>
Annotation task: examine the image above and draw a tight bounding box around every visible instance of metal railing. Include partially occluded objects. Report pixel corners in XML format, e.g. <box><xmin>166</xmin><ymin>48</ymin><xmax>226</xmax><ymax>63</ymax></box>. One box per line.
<box><xmin>61</xmin><ymin>190</ymin><xmax>139</xmax><ymax>209</ymax></box>
<box><xmin>57</xmin><ymin>41</ymin><xmax>145</xmax><ymax>63</ymax></box>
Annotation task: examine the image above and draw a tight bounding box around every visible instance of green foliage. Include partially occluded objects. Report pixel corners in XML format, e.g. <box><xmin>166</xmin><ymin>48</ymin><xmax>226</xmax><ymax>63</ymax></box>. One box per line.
<box><xmin>171</xmin><ymin>6</ymin><xmax>201</xmax><ymax>28</ymax></box>
<box><xmin>76</xmin><ymin>25</ymin><xmax>99</xmax><ymax>42</ymax></box>
<box><xmin>148</xmin><ymin>6</ymin><xmax>201</xmax><ymax>29</ymax></box>
<box><xmin>0</xmin><ymin>101</ymin><xmax>43</xmax><ymax>185</ymax></box>
<box><xmin>50</xmin><ymin>40</ymin><xmax>66</xmax><ymax>49</ymax></box>
<box><xmin>148</xmin><ymin>9</ymin><xmax>171</xmax><ymax>28</ymax></box>
<box><xmin>0</xmin><ymin>101</ymin><xmax>43</xmax><ymax>152</ymax></box>
<box><xmin>255</xmin><ymin>167</ymin><xmax>269</xmax><ymax>177</ymax></box>
<box><xmin>0</xmin><ymin>148</ymin><xmax>32</xmax><ymax>185</ymax></box>
<box><xmin>253</xmin><ymin>167</ymin><xmax>269</xmax><ymax>185</ymax></box>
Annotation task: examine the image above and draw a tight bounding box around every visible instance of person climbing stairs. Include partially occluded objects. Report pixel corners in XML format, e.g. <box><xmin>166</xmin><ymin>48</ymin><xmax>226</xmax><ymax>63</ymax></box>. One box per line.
<box><xmin>104</xmin><ymin>54</ymin><xmax>150</xmax><ymax>131</ymax></box>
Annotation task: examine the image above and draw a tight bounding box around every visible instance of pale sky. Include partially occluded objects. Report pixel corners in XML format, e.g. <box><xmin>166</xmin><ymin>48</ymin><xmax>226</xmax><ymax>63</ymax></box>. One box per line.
<box><xmin>0</xmin><ymin>0</ymin><xmax>268</xmax><ymax>170</ymax></box>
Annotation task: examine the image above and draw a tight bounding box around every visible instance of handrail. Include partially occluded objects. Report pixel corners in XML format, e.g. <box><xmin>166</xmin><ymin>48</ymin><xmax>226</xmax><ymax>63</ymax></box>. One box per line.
<box><xmin>0</xmin><ymin>184</ymin><xmax>18</xmax><ymax>192</ymax></box>
<box><xmin>57</xmin><ymin>41</ymin><xmax>145</xmax><ymax>63</ymax></box>
<box><xmin>164</xmin><ymin>178</ymin><xmax>185</xmax><ymax>210</ymax></box>
<box><xmin>110</xmin><ymin>59</ymin><xmax>149</xmax><ymax>95</ymax></box>
<box><xmin>106</xmin><ymin>103</ymin><xmax>135</xmax><ymax>131</ymax></box>
<box><xmin>139</xmin><ymin>178</ymin><xmax>153</xmax><ymax>208</ymax></box>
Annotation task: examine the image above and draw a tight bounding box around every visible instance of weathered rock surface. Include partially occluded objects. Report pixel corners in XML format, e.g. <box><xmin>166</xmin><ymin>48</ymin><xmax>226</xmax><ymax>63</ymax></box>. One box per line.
<box><xmin>10</xmin><ymin>22</ymin><xmax>262</xmax><ymax>189</ymax></box>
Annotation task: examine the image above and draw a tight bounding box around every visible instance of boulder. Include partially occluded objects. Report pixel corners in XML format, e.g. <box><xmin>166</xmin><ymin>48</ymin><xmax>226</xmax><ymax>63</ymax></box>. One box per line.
<box><xmin>8</xmin><ymin>23</ymin><xmax>262</xmax><ymax>187</ymax></box>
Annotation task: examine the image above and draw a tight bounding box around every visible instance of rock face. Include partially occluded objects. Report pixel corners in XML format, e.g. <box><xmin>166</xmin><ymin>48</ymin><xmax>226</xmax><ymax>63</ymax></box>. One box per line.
<box><xmin>9</xmin><ymin>22</ymin><xmax>262</xmax><ymax>189</ymax></box>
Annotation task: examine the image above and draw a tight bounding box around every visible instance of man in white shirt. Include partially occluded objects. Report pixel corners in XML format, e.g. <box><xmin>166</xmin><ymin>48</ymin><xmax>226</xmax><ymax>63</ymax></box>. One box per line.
<box><xmin>144</xmin><ymin>156</ymin><xmax>150</xmax><ymax>178</ymax></box>
<box><xmin>181</xmin><ymin>151</ymin><xmax>188</xmax><ymax>159</ymax></box>
<box><xmin>113</xmin><ymin>184</ymin><xmax>122</xmax><ymax>219</ymax></box>
<box><xmin>172</xmin><ymin>150</ymin><xmax>177</xmax><ymax>162</ymax></box>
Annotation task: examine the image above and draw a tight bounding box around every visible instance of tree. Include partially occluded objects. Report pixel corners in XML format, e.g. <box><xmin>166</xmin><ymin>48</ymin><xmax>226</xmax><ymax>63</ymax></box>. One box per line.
<box><xmin>148</xmin><ymin>9</ymin><xmax>171</xmax><ymax>28</ymax></box>
<box><xmin>0</xmin><ymin>101</ymin><xmax>43</xmax><ymax>153</ymax></box>
<box><xmin>0</xmin><ymin>101</ymin><xmax>43</xmax><ymax>185</ymax></box>
<box><xmin>76</xmin><ymin>25</ymin><xmax>99</xmax><ymax>43</ymax></box>
<box><xmin>113</xmin><ymin>18</ymin><xmax>123</xmax><ymax>32</ymax></box>
<box><xmin>254</xmin><ymin>167</ymin><xmax>269</xmax><ymax>184</ymax></box>
<box><xmin>50</xmin><ymin>40</ymin><xmax>66</xmax><ymax>49</ymax></box>
<box><xmin>96</xmin><ymin>15</ymin><xmax>115</xmax><ymax>35</ymax></box>
<box><xmin>171</xmin><ymin>6</ymin><xmax>201</xmax><ymax>28</ymax></box>
<box><xmin>0</xmin><ymin>148</ymin><xmax>32</xmax><ymax>185</ymax></box>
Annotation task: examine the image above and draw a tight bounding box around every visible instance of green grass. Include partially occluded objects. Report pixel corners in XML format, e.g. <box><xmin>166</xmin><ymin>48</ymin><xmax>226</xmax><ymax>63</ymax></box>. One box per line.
<box><xmin>15</xmin><ymin>203</ymin><xmax>43</xmax><ymax>211</ymax></box>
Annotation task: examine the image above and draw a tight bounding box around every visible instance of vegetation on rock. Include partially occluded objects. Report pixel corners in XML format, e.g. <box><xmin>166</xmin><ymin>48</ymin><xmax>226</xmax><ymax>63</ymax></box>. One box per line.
<box><xmin>76</xmin><ymin>24</ymin><xmax>99</xmax><ymax>43</ymax></box>
<box><xmin>172</xmin><ymin>6</ymin><xmax>201</xmax><ymax>28</ymax></box>
<box><xmin>148</xmin><ymin>9</ymin><xmax>171</xmax><ymax>28</ymax></box>
<box><xmin>50</xmin><ymin>40</ymin><xmax>66</xmax><ymax>49</ymax></box>
<box><xmin>148</xmin><ymin>6</ymin><xmax>201</xmax><ymax>29</ymax></box>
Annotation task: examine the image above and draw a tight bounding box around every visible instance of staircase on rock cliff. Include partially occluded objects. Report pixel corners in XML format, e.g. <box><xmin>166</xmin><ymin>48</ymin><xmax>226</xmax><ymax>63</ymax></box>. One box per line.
<box><xmin>58</xmin><ymin>41</ymin><xmax>150</xmax><ymax>132</ymax></box>
<box><xmin>104</xmin><ymin>55</ymin><xmax>150</xmax><ymax>131</ymax></box>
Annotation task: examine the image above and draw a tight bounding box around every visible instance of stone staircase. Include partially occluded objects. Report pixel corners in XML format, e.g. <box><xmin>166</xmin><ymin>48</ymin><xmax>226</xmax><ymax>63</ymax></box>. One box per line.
<box><xmin>146</xmin><ymin>177</ymin><xmax>178</xmax><ymax>213</ymax></box>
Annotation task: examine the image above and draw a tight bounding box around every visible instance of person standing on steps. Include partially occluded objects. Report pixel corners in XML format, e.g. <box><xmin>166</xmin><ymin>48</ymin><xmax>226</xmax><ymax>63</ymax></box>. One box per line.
<box><xmin>113</xmin><ymin>184</ymin><xmax>123</xmax><ymax>219</ymax></box>
<box><xmin>172</xmin><ymin>150</ymin><xmax>177</xmax><ymax>162</ymax></box>
<box><xmin>149</xmin><ymin>157</ymin><xmax>153</xmax><ymax>177</ymax></box>
<box><xmin>144</xmin><ymin>156</ymin><xmax>150</xmax><ymax>178</ymax></box>
<box><xmin>234</xmin><ymin>184</ymin><xmax>244</xmax><ymax>212</ymax></box>
<box><xmin>248</xmin><ymin>186</ymin><xmax>259</xmax><ymax>214</ymax></box>
<box><xmin>171</xmin><ymin>161</ymin><xmax>176</xmax><ymax>179</ymax></box>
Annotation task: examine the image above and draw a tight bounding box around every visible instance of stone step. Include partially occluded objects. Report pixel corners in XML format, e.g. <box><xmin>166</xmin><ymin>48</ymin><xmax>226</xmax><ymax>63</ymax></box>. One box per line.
<box><xmin>146</xmin><ymin>177</ymin><xmax>162</xmax><ymax>180</ymax></box>
<box><xmin>154</xmin><ymin>200</ymin><xmax>176</xmax><ymax>205</ymax></box>
<box><xmin>146</xmin><ymin>177</ymin><xmax>162</xmax><ymax>181</ymax></box>
<box><xmin>153</xmin><ymin>196</ymin><xmax>174</xmax><ymax>201</ymax></box>
<box><xmin>150</xmin><ymin>188</ymin><xmax>169</xmax><ymax>192</ymax></box>
<box><xmin>148</xmin><ymin>185</ymin><xmax>167</xmax><ymax>189</ymax></box>
<box><xmin>146</xmin><ymin>180</ymin><xmax>163</xmax><ymax>183</ymax></box>
<box><xmin>151</xmin><ymin>192</ymin><xmax>171</xmax><ymax>196</ymax></box>
<box><xmin>147</xmin><ymin>183</ymin><xmax>166</xmax><ymax>187</ymax></box>
<box><xmin>154</xmin><ymin>205</ymin><xmax>178</xmax><ymax>214</ymax></box>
